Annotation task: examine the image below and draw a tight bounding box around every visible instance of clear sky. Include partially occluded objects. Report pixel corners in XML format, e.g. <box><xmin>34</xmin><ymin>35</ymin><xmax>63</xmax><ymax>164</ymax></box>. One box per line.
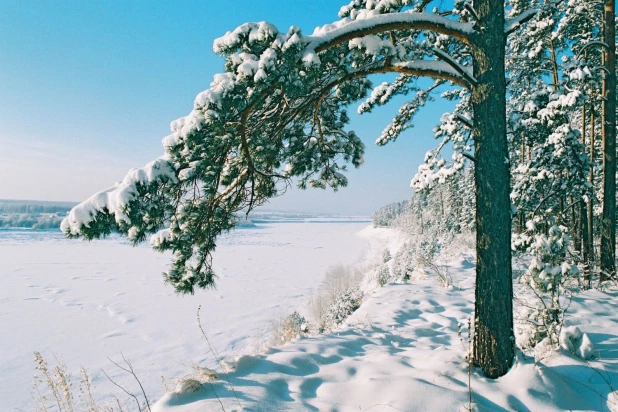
<box><xmin>0</xmin><ymin>0</ymin><xmax>456</xmax><ymax>215</ymax></box>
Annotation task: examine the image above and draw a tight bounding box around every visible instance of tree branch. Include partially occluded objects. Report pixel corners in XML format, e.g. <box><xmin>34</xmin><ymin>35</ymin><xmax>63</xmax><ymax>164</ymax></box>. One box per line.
<box><xmin>455</xmin><ymin>113</ymin><xmax>474</xmax><ymax>128</ymax></box>
<box><xmin>392</xmin><ymin>60</ymin><xmax>470</xmax><ymax>88</ymax></box>
<box><xmin>505</xmin><ymin>9</ymin><xmax>538</xmax><ymax>36</ymax></box>
<box><xmin>576</xmin><ymin>40</ymin><xmax>611</xmax><ymax>59</ymax></box>
<box><xmin>432</xmin><ymin>47</ymin><xmax>477</xmax><ymax>86</ymax></box>
<box><xmin>463</xmin><ymin>3</ymin><xmax>480</xmax><ymax>27</ymax></box>
<box><xmin>309</xmin><ymin>13</ymin><xmax>475</xmax><ymax>53</ymax></box>
<box><xmin>462</xmin><ymin>152</ymin><xmax>477</xmax><ymax>163</ymax></box>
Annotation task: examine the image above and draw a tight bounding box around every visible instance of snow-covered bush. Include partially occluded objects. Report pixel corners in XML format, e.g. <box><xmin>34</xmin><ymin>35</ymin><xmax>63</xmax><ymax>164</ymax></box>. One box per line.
<box><xmin>309</xmin><ymin>265</ymin><xmax>366</xmax><ymax>326</ymax></box>
<box><xmin>375</xmin><ymin>264</ymin><xmax>391</xmax><ymax>287</ymax></box>
<box><xmin>317</xmin><ymin>288</ymin><xmax>363</xmax><ymax>333</ymax></box>
<box><xmin>270</xmin><ymin>311</ymin><xmax>307</xmax><ymax>346</ymax></box>
<box><xmin>415</xmin><ymin>238</ymin><xmax>439</xmax><ymax>263</ymax></box>
<box><xmin>515</xmin><ymin>223</ymin><xmax>579</xmax><ymax>347</ymax></box>
<box><xmin>391</xmin><ymin>241</ymin><xmax>416</xmax><ymax>282</ymax></box>
<box><xmin>382</xmin><ymin>248</ymin><xmax>392</xmax><ymax>263</ymax></box>
<box><xmin>174</xmin><ymin>365</ymin><xmax>219</xmax><ymax>394</ymax></box>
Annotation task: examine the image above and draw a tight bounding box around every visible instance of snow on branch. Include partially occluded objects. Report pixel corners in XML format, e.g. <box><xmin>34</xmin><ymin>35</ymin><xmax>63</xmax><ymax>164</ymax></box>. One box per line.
<box><xmin>454</xmin><ymin>113</ymin><xmax>473</xmax><ymax>129</ymax></box>
<box><xmin>463</xmin><ymin>3</ymin><xmax>480</xmax><ymax>25</ymax></box>
<box><xmin>307</xmin><ymin>12</ymin><xmax>475</xmax><ymax>53</ymax></box>
<box><xmin>432</xmin><ymin>47</ymin><xmax>477</xmax><ymax>87</ymax></box>
<box><xmin>64</xmin><ymin>7</ymin><xmax>486</xmax><ymax>294</ymax></box>
<box><xmin>375</xmin><ymin>79</ymin><xmax>445</xmax><ymax>146</ymax></box>
<box><xmin>505</xmin><ymin>9</ymin><xmax>538</xmax><ymax>36</ymax></box>
<box><xmin>61</xmin><ymin>157</ymin><xmax>177</xmax><ymax>238</ymax></box>
<box><xmin>576</xmin><ymin>40</ymin><xmax>611</xmax><ymax>59</ymax></box>
<box><xmin>357</xmin><ymin>75</ymin><xmax>415</xmax><ymax>114</ymax></box>
<box><xmin>392</xmin><ymin>60</ymin><xmax>469</xmax><ymax>88</ymax></box>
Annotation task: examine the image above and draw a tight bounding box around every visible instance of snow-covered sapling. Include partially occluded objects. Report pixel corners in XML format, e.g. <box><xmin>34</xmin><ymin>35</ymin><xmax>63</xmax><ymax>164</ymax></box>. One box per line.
<box><xmin>516</xmin><ymin>222</ymin><xmax>579</xmax><ymax>348</ymax></box>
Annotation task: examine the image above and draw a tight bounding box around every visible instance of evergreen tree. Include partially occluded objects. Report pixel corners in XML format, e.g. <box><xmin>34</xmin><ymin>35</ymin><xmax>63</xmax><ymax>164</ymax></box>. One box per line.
<box><xmin>62</xmin><ymin>0</ymin><xmax>537</xmax><ymax>378</ymax></box>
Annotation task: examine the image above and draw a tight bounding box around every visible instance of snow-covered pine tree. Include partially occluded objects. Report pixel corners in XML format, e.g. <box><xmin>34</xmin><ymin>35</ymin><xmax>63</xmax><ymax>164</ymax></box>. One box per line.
<box><xmin>62</xmin><ymin>0</ymin><xmax>537</xmax><ymax>378</ymax></box>
<box><xmin>516</xmin><ymin>222</ymin><xmax>579</xmax><ymax>347</ymax></box>
<box><xmin>508</xmin><ymin>0</ymin><xmax>618</xmax><ymax>289</ymax></box>
<box><xmin>500</xmin><ymin>0</ymin><xmax>617</xmax><ymax>346</ymax></box>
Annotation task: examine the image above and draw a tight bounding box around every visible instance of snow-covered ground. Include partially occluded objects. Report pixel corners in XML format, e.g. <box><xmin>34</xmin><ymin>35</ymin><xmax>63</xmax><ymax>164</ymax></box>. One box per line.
<box><xmin>5</xmin><ymin>224</ymin><xmax>618</xmax><ymax>411</ymax></box>
<box><xmin>154</xmin><ymin>246</ymin><xmax>618</xmax><ymax>412</ymax></box>
<box><xmin>0</xmin><ymin>221</ymin><xmax>390</xmax><ymax>410</ymax></box>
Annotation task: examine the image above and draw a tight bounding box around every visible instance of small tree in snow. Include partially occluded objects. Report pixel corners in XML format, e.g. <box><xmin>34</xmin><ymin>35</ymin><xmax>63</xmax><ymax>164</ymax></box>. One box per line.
<box><xmin>515</xmin><ymin>221</ymin><xmax>579</xmax><ymax>348</ymax></box>
<box><xmin>382</xmin><ymin>248</ymin><xmax>392</xmax><ymax>263</ymax></box>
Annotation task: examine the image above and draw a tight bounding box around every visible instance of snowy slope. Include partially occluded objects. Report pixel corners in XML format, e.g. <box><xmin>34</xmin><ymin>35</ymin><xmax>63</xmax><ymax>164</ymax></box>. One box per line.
<box><xmin>154</xmin><ymin>248</ymin><xmax>618</xmax><ymax>411</ymax></box>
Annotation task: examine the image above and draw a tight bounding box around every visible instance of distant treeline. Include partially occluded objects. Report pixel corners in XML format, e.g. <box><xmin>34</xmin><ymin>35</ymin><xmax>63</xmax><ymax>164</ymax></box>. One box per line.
<box><xmin>372</xmin><ymin>169</ymin><xmax>475</xmax><ymax>235</ymax></box>
<box><xmin>0</xmin><ymin>199</ymin><xmax>260</xmax><ymax>230</ymax></box>
<box><xmin>0</xmin><ymin>214</ymin><xmax>64</xmax><ymax>230</ymax></box>
<box><xmin>0</xmin><ymin>200</ymin><xmax>76</xmax><ymax>230</ymax></box>
<box><xmin>372</xmin><ymin>200</ymin><xmax>409</xmax><ymax>228</ymax></box>
<box><xmin>0</xmin><ymin>199</ymin><xmax>76</xmax><ymax>214</ymax></box>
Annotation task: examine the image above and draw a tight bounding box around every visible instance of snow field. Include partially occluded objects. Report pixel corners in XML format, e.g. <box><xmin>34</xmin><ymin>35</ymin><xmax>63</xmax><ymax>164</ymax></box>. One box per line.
<box><xmin>4</xmin><ymin>224</ymin><xmax>618</xmax><ymax>411</ymax></box>
<box><xmin>0</xmin><ymin>222</ymin><xmax>378</xmax><ymax>410</ymax></box>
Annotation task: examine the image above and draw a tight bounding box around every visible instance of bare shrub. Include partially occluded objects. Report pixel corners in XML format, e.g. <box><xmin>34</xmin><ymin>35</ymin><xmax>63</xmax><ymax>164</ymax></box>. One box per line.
<box><xmin>32</xmin><ymin>351</ymin><xmax>153</xmax><ymax>412</ymax></box>
<box><xmin>321</xmin><ymin>265</ymin><xmax>364</xmax><ymax>301</ymax></box>
<box><xmin>514</xmin><ymin>224</ymin><xmax>579</xmax><ymax>349</ymax></box>
<box><xmin>79</xmin><ymin>366</ymin><xmax>99</xmax><ymax>412</ymax></box>
<box><xmin>415</xmin><ymin>239</ymin><xmax>452</xmax><ymax>287</ymax></box>
<box><xmin>197</xmin><ymin>305</ymin><xmax>242</xmax><ymax>410</ymax></box>
<box><xmin>103</xmin><ymin>354</ymin><xmax>151</xmax><ymax>412</ymax></box>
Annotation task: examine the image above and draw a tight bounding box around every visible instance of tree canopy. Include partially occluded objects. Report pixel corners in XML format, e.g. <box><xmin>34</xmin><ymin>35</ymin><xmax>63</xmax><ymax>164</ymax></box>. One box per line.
<box><xmin>62</xmin><ymin>0</ymin><xmax>530</xmax><ymax>294</ymax></box>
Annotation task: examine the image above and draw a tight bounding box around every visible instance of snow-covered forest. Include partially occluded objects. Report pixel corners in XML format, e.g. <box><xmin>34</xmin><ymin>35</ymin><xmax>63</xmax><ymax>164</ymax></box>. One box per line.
<box><xmin>3</xmin><ymin>0</ymin><xmax>618</xmax><ymax>410</ymax></box>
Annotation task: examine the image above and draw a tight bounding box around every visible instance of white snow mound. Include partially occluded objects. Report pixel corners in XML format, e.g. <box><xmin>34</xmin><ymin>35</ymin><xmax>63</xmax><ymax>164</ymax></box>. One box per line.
<box><xmin>560</xmin><ymin>326</ymin><xmax>595</xmax><ymax>360</ymax></box>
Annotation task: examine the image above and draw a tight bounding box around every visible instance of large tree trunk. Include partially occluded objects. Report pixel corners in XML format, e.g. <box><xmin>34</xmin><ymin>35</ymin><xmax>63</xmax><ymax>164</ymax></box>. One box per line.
<box><xmin>600</xmin><ymin>0</ymin><xmax>616</xmax><ymax>281</ymax></box>
<box><xmin>471</xmin><ymin>0</ymin><xmax>514</xmax><ymax>378</ymax></box>
<box><xmin>590</xmin><ymin>97</ymin><xmax>596</xmax><ymax>268</ymax></box>
<box><xmin>582</xmin><ymin>104</ymin><xmax>591</xmax><ymax>287</ymax></box>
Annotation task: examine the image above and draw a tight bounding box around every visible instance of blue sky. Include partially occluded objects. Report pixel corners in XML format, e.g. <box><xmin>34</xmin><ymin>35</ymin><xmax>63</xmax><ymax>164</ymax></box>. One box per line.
<box><xmin>0</xmin><ymin>0</ymin><xmax>456</xmax><ymax>215</ymax></box>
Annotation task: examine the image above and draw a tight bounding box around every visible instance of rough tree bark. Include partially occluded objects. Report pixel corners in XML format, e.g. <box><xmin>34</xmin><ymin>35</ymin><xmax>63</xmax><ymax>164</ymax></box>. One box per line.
<box><xmin>581</xmin><ymin>103</ymin><xmax>591</xmax><ymax>287</ymax></box>
<box><xmin>590</xmin><ymin>96</ymin><xmax>596</xmax><ymax>269</ymax></box>
<box><xmin>600</xmin><ymin>0</ymin><xmax>616</xmax><ymax>281</ymax></box>
<box><xmin>470</xmin><ymin>0</ymin><xmax>514</xmax><ymax>378</ymax></box>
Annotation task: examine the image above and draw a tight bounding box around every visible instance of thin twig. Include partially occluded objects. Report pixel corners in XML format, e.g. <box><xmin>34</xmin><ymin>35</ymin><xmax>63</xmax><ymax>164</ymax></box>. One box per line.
<box><xmin>101</xmin><ymin>369</ymin><xmax>141</xmax><ymax>412</ymax></box>
<box><xmin>207</xmin><ymin>381</ymin><xmax>226</xmax><ymax>411</ymax></box>
<box><xmin>197</xmin><ymin>305</ymin><xmax>242</xmax><ymax>410</ymax></box>
<box><xmin>124</xmin><ymin>354</ymin><xmax>151</xmax><ymax>412</ymax></box>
